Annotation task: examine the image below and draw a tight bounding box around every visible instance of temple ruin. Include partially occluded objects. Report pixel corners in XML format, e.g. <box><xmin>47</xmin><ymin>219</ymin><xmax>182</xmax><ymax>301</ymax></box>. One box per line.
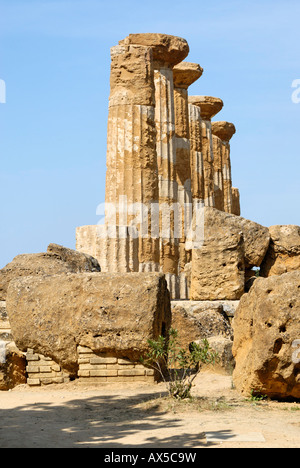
<box><xmin>1</xmin><ymin>34</ymin><xmax>299</xmax><ymax>401</ymax></box>
<box><xmin>76</xmin><ymin>33</ymin><xmax>241</xmax><ymax>300</ymax></box>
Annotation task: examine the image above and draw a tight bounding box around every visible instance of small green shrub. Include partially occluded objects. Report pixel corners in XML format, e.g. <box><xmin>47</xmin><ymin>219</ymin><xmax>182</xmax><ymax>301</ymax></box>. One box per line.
<box><xmin>141</xmin><ymin>328</ymin><xmax>218</xmax><ymax>400</ymax></box>
<box><xmin>247</xmin><ymin>389</ymin><xmax>268</xmax><ymax>402</ymax></box>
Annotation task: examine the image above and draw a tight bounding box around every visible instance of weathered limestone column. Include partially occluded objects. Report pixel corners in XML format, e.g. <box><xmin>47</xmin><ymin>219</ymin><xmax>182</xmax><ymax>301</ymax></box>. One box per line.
<box><xmin>77</xmin><ymin>42</ymin><xmax>160</xmax><ymax>272</ymax></box>
<box><xmin>211</xmin><ymin>121</ymin><xmax>236</xmax><ymax>214</ymax></box>
<box><xmin>173</xmin><ymin>62</ymin><xmax>203</xmax><ymax>299</ymax></box>
<box><xmin>211</xmin><ymin>134</ymin><xmax>225</xmax><ymax>211</ymax></box>
<box><xmin>121</xmin><ymin>34</ymin><xmax>189</xmax><ymax>298</ymax></box>
<box><xmin>188</xmin><ymin>96</ymin><xmax>224</xmax><ymax>207</ymax></box>
<box><xmin>188</xmin><ymin>100</ymin><xmax>204</xmax><ymax>210</ymax></box>
<box><xmin>231</xmin><ymin>188</ymin><xmax>241</xmax><ymax>216</ymax></box>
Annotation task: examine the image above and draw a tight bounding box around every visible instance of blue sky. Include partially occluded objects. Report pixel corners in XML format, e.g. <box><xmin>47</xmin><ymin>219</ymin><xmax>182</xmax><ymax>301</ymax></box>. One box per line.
<box><xmin>0</xmin><ymin>0</ymin><xmax>299</xmax><ymax>268</ymax></box>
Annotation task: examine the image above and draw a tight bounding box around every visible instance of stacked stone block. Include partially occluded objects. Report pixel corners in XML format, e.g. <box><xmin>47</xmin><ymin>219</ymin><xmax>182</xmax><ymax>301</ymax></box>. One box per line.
<box><xmin>26</xmin><ymin>349</ymin><xmax>70</xmax><ymax>386</ymax></box>
<box><xmin>77</xmin><ymin>346</ymin><xmax>155</xmax><ymax>383</ymax></box>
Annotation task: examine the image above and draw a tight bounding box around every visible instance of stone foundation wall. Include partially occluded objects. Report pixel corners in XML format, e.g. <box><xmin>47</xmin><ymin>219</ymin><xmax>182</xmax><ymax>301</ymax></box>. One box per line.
<box><xmin>26</xmin><ymin>346</ymin><xmax>156</xmax><ymax>386</ymax></box>
<box><xmin>26</xmin><ymin>349</ymin><xmax>70</xmax><ymax>386</ymax></box>
<box><xmin>77</xmin><ymin>346</ymin><xmax>155</xmax><ymax>383</ymax></box>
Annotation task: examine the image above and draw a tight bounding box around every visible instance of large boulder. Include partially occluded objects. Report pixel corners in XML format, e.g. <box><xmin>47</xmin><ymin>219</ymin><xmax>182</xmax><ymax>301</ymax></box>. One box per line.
<box><xmin>171</xmin><ymin>300</ymin><xmax>234</xmax><ymax>352</ymax></box>
<box><xmin>232</xmin><ymin>271</ymin><xmax>300</xmax><ymax>400</ymax></box>
<box><xmin>190</xmin><ymin>208</ymin><xmax>270</xmax><ymax>301</ymax></box>
<box><xmin>171</xmin><ymin>301</ymin><xmax>235</xmax><ymax>372</ymax></box>
<box><xmin>202</xmin><ymin>209</ymin><xmax>270</xmax><ymax>269</ymax></box>
<box><xmin>191</xmin><ymin>208</ymin><xmax>245</xmax><ymax>301</ymax></box>
<box><xmin>0</xmin><ymin>244</ymin><xmax>100</xmax><ymax>301</ymax></box>
<box><xmin>260</xmin><ymin>225</ymin><xmax>300</xmax><ymax>277</ymax></box>
<box><xmin>6</xmin><ymin>272</ymin><xmax>171</xmax><ymax>376</ymax></box>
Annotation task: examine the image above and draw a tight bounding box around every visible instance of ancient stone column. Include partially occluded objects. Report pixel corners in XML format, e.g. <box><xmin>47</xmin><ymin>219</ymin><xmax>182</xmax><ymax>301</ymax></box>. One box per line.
<box><xmin>173</xmin><ymin>62</ymin><xmax>203</xmax><ymax>299</ymax></box>
<box><xmin>211</xmin><ymin>121</ymin><xmax>236</xmax><ymax>214</ymax></box>
<box><xmin>211</xmin><ymin>134</ymin><xmax>225</xmax><ymax>211</ymax></box>
<box><xmin>77</xmin><ymin>42</ymin><xmax>160</xmax><ymax>273</ymax></box>
<box><xmin>188</xmin><ymin>96</ymin><xmax>224</xmax><ymax>208</ymax></box>
<box><xmin>188</xmin><ymin>100</ymin><xmax>204</xmax><ymax>210</ymax></box>
<box><xmin>231</xmin><ymin>188</ymin><xmax>241</xmax><ymax>216</ymax></box>
<box><xmin>120</xmin><ymin>34</ymin><xmax>189</xmax><ymax>298</ymax></box>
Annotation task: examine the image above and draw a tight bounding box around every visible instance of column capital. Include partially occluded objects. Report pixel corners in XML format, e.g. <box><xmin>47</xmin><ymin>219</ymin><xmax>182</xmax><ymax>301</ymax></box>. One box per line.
<box><xmin>188</xmin><ymin>95</ymin><xmax>223</xmax><ymax>120</ymax></box>
<box><xmin>173</xmin><ymin>62</ymin><xmax>203</xmax><ymax>89</ymax></box>
<box><xmin>119</xmin><ymin>33</ymin><xmax>189</xmax><ymax>67</ymax></box>
<box><xmin>211</xmin><ymin>121</ymin><xmax>236</xmax><ymax>141</ymax></box>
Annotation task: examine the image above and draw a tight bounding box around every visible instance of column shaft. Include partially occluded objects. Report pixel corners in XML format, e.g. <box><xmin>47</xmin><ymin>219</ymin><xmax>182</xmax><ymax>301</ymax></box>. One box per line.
<box><xmin>212</xmin><ymin>134</ymin><xmax>225</xmax><ymax>211</ymax></box>
<box><xmin>154</xmin><ymin>65</ymin><xmax>179</xmax><ymax>298</ymax></box>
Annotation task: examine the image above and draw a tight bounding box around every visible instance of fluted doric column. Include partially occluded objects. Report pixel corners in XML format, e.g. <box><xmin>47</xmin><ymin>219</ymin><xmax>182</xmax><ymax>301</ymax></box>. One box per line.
<box><xmin>231</xmin><ymin>187</ymin><xmax>241</xmax><ymax>216</ymax></box>
<box><xmin>172</xmin><ymin>62</ymin><xmax>203</xmax><ymax>299</ymax></box>
<box><xmin>211</xmin><ymin>134</ymin><xmax>225</xmax><ymax>211</ymax></box>
<box><xmin>121</xmin><ymin>33</ymin><xmax>189</xmax><ymax>298</ymax></box>
<box><xmin>77</xmin><ymin>41</ymin><xmax>160</xmax><ymax>272</ymax></box>
<box><xmin>188</xmin><ymin>96</ymin><xmax>223</xmax><ymax>208</ymax></box>
<box><xmin>211</xmin><ymin>121</ymin><xmax>236</xmax><ymax>214</ymax></box>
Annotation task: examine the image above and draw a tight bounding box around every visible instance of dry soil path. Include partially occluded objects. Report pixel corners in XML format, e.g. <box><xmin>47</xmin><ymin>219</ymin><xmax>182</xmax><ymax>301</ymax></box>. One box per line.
<box><xmin>0</xmin><ymin>372</ymin><xmax>299</xmax><ymax>449</ymax></box>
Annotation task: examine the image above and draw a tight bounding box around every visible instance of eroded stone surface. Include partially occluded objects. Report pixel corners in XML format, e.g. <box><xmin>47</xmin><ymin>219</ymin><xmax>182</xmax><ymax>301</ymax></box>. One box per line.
<box><xmin>6</xmin><ymin>272</ymin><xmax>171</xmax><ymax>375</ymax></box>
<box><xmin>233</xmin><ymin>271</ymin><xmax>300</xmax><ymax>400</ymax></box>
<box><xmin>0</xmin><ymin>244</ymin><xmax>100</xmax><ymax>301</ymax></box>
<box><xmin>260</xmin><ymin>225</ymin><xmax>300</xmax><ymax>277</ymax></box>
<box><xmin>120</xmin><ymin>33</ymin><xmax>189</xmax><ymax>66</ymax></box>
<box><xmin>191</xmin><ymin>208</ymin><xmax>245</xmax><ymax>301</ymax></box>
<box><xmin>190</xmin><ymin>208</ymin><xmax>270</xmax><ymax>300</ymax></box>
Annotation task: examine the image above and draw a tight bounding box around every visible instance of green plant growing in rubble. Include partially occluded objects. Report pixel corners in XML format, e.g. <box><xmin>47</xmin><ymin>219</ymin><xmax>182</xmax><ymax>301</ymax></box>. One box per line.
<box><xmin>141</xmin><ymin>328</ymin><xmax>219</xmax><ymax>400</ymax></box>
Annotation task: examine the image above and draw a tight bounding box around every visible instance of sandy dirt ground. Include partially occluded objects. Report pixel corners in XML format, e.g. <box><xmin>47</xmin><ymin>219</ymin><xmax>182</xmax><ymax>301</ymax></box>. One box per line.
<box><xmin>0</xmin><ymin>371</ymin><xmax>299</xmax><ymax>449</ymax></box>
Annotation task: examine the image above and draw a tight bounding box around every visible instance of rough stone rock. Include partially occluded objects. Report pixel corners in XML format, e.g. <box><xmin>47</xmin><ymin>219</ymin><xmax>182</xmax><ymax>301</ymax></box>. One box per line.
<box><xmin>205</xmin><ymin>208</ymin><xmax>269</xmax><ymax>268</ymax></box>
<box><xmin>206</xmin><ymin>336</ymin><xmax>235</xmax><ymax>372</ymax></box>
<box><xmin>0</xmin><ymin>244</ymin><xmax>100</xmax><ymax>301</ymax></box>
<box><xmin>228</xmin><ymin>215</ymin><xmax>270</xmax><ymax>269</ymax></box>
<box><xmin>47</xmin><ymin>243</ymin><xmax>101</xmax><ymax>273</ymax></box>
<box><xmin>6</xmin><ymin>272</ymin><xmax>171</xmax><ymax>375</ymax></box>
<box><xmin>260</xmin><ymin>225</ymin><xmax>300</xmax><ymax>277</ymax></box>
<box><xmin>191</xmin><ymin>233</ymin><xmax>244</xmax><ymax>301</ymax></box>
<box><xmin>190</xmin><ymin>208</ymin><xmax>245</xmax><ymax>301</ymax></box>
<box><xmin>171</xmin><ymin>300</ymin><xmax>234</xmax><ymax>352</ymax></box>
<box><xmin>232</xmin><ymin>271</ymin><xmax>300</xmax><ymax>400</ymax></box>
<box><xmin>190</xmin><ymin>208</ymin><xmax>270</xmax><ymax>300</ymax></box>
